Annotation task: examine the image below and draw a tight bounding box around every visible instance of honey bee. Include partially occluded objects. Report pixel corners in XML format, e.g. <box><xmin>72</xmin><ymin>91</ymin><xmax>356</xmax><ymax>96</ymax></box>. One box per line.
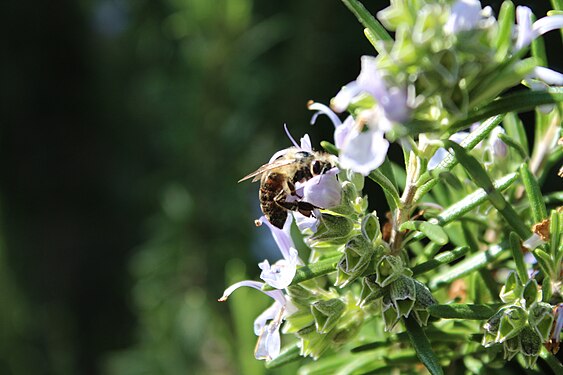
<box><xmin>239</xmin><ymin>148</ymin><xmax>336</xmax><ymax>229</ymax></box>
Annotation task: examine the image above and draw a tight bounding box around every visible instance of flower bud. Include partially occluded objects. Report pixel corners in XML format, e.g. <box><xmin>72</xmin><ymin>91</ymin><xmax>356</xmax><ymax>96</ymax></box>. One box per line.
<box><xmin>389</xmin><ymin>275</ymin><xmax>416</xmax><ymax>318</ymax></box>
<box><xmin>336</xmin><ymin>235</ymin><xmax>375</xmax><ymax>287</ymax></box>
<box><xmin>483</xmin><ymin>308</ymin><xmax>504</xmax><ymax>347</ymax></box>
<box><xmin>381</xmin><ymin>292</ymin><xmax>401</xmax><ymax>331</ymax></box>
<box><xmin>311</xmin><ymin>299</ymin><xmax>346</xmax><ymax>334</ymax></box>
<box><xmin>297</xmin><ymin>324</ymin><xmax>333</xmax><ymax>359</ymax></box>
<box><xmin>361</xmin><ymin>212</ymin><xmax>381</xmax><ymax>243</ymax></box>
<box><xmin>499</xmin><ymin>271</ymin><xmax>522</xmax><ymax>303</ymax></box>
<box><xmin>518</xmin><ymin>325</ymin><xmax>541</xmax><ymax>368</ymax></box>
<box><xmin>327</xmin><ymin>181</ymin><xmax>357</xmax><ymax>216</ymax></box>
<box><xmin>359</xmin><ymin>274</ymin><xmax>383</xmax><ymax>306</ymax></box>
<box><xmin>521</xmin><ymin>279</ymin><xmax>540</xmax><ymax>309</ymax></box>
<box><xmin>309</xmin><ymin>214</ymin><xmax>354</xmax><ymax>247</ymax></box>
<box><xmin>502</xmin><ymin>336</ymin><xmax>520</xmax><ymax>361</ymax></box>
<box><xmin>412</xmin><ymin>279</ymin><xmax>437</xmax><ymax>326</ymax></box>
<box><xmin>497</xmin><ymin>306</ymin><xmax>527</xmax><ymax>342</ymax></box>
<box><xmin>375</xmin><ymin>255</ymin><xmax>409</xmax><ymax>287</ymax></box>
<box><xmin>528</xmin><ymin>302</ymin><xmax>553</xmax><ymax>341</ymax></box>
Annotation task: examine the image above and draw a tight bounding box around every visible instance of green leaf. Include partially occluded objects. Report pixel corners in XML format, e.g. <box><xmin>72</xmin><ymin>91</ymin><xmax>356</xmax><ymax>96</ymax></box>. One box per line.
<box><xmin>400</xmin><ymin>221</ymin><xmax>449</xmax><ymax>245</ymax></box>
<box><xmin>341</xmin><ymin>0</ymin><xmax>393</xmax><ymax>53</ymax></box>
<box><xmin>448</xmin><ymin>88</ymin><xmax>563</xmax><ymax>134</ymax></box>
<box><xmin>532</xmin><ymin>249</ymin><xmax>554</xmax><ymax>276</ymax></box>
<box><xmin>265</xmin><ymin>342</ymin><xmax>301</xmax><ymax>369</ymax></box>
<box><xmin>411</xmin><ymin>246</ymin><xmax>469</xmax><ymax>276</ymax></box>
<box><xmin>509</xmin><ymin>232</ymin><xmax>529</xmax><ymax>284</ymax></box>
<box><xmin>503</xmin><ymin>112</ymin><xmax>529</xmax><ymax>157</ymax></box>
<box><xmin>320</xmin><ymin>140</ymin><xmax>339</xmax><ymax>156</ymax></box>
<box><xmin>431</xmin><ymin>172</ymin><xmax>519</xmax><ymax>226</ymax></box>
<box><xmin>428</xmin><ymin>303</ymin><xmax>502</xmax><ymax>320</ymax></box>
<box><xmin>404</xmin><ymin>316</ymin><xmax>444</xmax><ymax>375</ymax></box>
<box><xmin>495</xmin><ymin>1</ymin><xmax>515</xmax><ymax>61</ymax></box>
<box><xmin>368</xmin><ymin>168</ymin><xmax>401</xmax><ymax>209</ymax></box>
<box><xmin>429</xmin><ymin>245</ymin><xmax>505</xmax><ymax>290</ymax></box>
<box><xmin>497</xmin><ymin>132</ymin><xmax>528</xmax><ymax>159</ymax></box>
<box><xmin>444</xmin><ymin>141</ymin><xmax>531</xmax><ymax>239</ymax></box>
<box><xmin>520</xmin><ymin>164</ymin><xmax>548</xmax><ymax>223</ymax></box>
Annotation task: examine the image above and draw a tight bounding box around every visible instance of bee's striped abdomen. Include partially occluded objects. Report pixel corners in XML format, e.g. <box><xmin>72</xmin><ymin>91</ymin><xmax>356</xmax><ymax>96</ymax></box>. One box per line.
<box><xmin>259</xmin><ymin>172</ymin><xmax>287</xmax><ymax>229</ymax></box>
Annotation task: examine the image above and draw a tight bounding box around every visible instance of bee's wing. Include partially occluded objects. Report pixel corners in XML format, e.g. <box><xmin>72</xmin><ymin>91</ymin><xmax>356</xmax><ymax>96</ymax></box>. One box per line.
<box><xmin>238</xmin><ymin>158</ymin><xmax>297</xmax><ymax>183</ymax></box>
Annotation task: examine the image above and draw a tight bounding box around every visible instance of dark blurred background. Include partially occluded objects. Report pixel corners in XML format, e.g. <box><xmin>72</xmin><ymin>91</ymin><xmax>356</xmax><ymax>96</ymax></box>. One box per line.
<box><xmin>0</xmin><ymin>1</ymin><xmax>558</xmax><ymax>375</ymax></box>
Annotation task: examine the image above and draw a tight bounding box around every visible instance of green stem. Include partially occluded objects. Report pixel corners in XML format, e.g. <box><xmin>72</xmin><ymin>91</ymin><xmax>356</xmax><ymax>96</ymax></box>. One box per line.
<box><xmin>412</xmin><ymin>246</ymin><xmax>469</xmax><ymax>276</ymax></box>
<box><xmin>429</xmin><ymin>245</ymin><xmax>505</xmax><ymax>290</ymax></box>
<box><xmin>430</xmin><ymin>172</ymin><xmax>519</xmax><ymax>226</ymax></box>
<box><xmin>427</xmin><ymin>303</ymin><xmax>503</xmax><ymax>320</ymax></box>
<box><xmin>341</xmin><ymin>0</ymin><xmax>393</xmax><ymax>52</ymax></box>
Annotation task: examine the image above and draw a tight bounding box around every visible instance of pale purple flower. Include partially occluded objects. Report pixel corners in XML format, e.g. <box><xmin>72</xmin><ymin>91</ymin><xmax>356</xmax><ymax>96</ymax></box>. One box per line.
<box><xmin>552</xmin><ymin>303</ymin><xmax>563</xmax><ymax>347</ymax></box>
<box><xmin>256</xmin><ymin>215</ymin><xmax>303</xmax><ymax>289</ymax></box>
<box><xmin>309</xmin><ymin>102</ymin><xmax>343</xmax><ymax>128</ymax></box>
<box><xmin>331</xmin><ymin>81</ymin><xmax>361</xmax><ymax>113</ymax></box>
<box><xmin>219</xmin><ymin>280</ymin><xmax>295</xmax><ymax>361</ymax></box>
<box><xmin>515</xmin><ymin>6</ymin><xmax>563</xmax><ymax>51</ymax></box>
<box><xmin>488</xmin><ymin>127</ymin><xmax>508</xmax><ymax>159</ymax></box>
<box><xmin>339</xmin><ymin>127</ymin><xmax>390</xmax><ymax>176</ymax></box>
<box><xmin>256</xmin><ymin>215</ymin><xmax>297</xmax><ymax>262</ymax></box>
<box><xmin>295</xmin><ymin>168</ymin><xmax>341</xmax><ymax>208</ymax></box>
<box><xmin>356</xmin><ymin>56</ymin><xmax>410</xmax><ymax>124</ymax></box>
<box><xmin>331</xmin><ymin>56</ymin><xmax>410</xmax><ymax>125</ymax></box>
<box><xmin>334</xmin><ymin>116</ymin><xmax>355</xmax><ymax>149</ymax></box>
<box><xmin>444</xmin><ymin>0</ymin><xmax>483</xmax><ymax>34</ymax></box>
<box><xmin>294</xmin><ymin>210</ymin><xmax>320</xmax><ymax>233</ymax></box>
<box><xmin>525</xmin><ymin>67</ymin><xmax>563</xmax><ymax>113</ymax></box>
<box><xmin>258</xmin><ymin>248</ymin><xmax>299</xmax><ymax>289</ymax></box>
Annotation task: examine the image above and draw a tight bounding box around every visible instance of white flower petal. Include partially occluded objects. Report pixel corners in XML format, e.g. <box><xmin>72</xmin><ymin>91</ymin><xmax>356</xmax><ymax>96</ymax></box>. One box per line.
<box><xmin>219</xmin><ymin>280</ymin><xmax>287</xmax><ymax>306</ymax></box>
<box><xmin>331</xmin><ymin>81</ymin><xmax>361</xmax><ymax>113</ymax></box>
<box><xmin>257</xmin><ymin>215</ymin><xmax>296</xmax><ymax>262</ymax></box>
<box><xmin>515</xmin><ymin>6</ymin><xmax>533</xmax><ymax>51</ymax></box>
<box><xmin>254</xmin><ymin>321</ymin><xmax>282</xmax><ymax>361</ymax></box>
<box><xmin>357</xmin><ymin>56</ymin><xmax>386</xmax><ymax>100</ymax></box>
<box><xmin>532</xmin><ymin>14</ymin><xmax>563</xmax><ymax>39</ymax></box>
<box><xmin>530</xmin><ymin>66</ymin><xmax>563</xmax><ymax>86</ymax></box>
<box><xmin>428</xmin><ymin>132</ymin><xmax>470</xmax><ymax>170</ymax></box>
<box><xmin>293</xmin><ymin>210</ymin><xmax>320</xmax><ymax>233</ymax></box>
<box><xmin>444</xmin><ymin>0</ymin><xmax>483</xmax><ymax>34</ymax></box>
<box><xmin>339</xmin><ymin>129</ymin><xmax>389</xmax><ymax>176</ymax></box>
<box><xmin>259</xmin><ymin>248</ymin><xmax>299</xmax><ymax>289</ymax></box>
<box><xmin>309</xmin><ymin>102</ymin><xmax>342</xmax><ymax>127</ymax></box>
<box><xmin>254</xmin><ymin>302</ymin><xmax>282</xmax><ymax>335</ymax></box>
<box><xmin>297</xmin><ymin>168</ymin><xmax>341</xmax><ymax>208</ymax></box>
<box><xmin>334</xmin><ymin>116</ymin><xmax>355</xmax><ymax>149</ymax></box>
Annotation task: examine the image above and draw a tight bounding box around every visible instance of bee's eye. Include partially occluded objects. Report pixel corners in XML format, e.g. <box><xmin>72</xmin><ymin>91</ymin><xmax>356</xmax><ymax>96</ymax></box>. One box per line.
<box><xmin>295</xmin><ymin>151</ymin><xmax>311</xmax><ymax>158</ymax></box>
<box><xmin>312</xmin><ymin>160</ymin><xmax>322</xmax><ymax>175</ymax></box>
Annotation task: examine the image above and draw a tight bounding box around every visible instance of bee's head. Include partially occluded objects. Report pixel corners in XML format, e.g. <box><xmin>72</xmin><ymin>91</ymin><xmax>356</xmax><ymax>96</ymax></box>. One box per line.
<box><xmin>311</xmin><ymin>157</ymin><xmax>335</xmax><ymax>176</ymax></box>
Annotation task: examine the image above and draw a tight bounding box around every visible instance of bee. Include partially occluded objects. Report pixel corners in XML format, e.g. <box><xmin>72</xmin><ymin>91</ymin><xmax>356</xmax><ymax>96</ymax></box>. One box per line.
<box><xmin>239</xmin><ymin>148</ymin><xmax>336</xmax><ymax>229</ymax></box>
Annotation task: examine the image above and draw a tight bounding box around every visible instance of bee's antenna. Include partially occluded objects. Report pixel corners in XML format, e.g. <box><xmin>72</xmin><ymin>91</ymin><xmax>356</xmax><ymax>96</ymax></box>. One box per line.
<box><xmin>283</xmin><ymin>123</ymin><xmax>300</xmax><ymax>149</ymax></box>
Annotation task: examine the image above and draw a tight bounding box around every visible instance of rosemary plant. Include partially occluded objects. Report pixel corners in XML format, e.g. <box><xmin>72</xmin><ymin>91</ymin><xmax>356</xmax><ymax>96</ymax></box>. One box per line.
<box><xmin>221</xmin><ymin>1</ymin><xmax>563</xmax><ymax>373</ymax></box>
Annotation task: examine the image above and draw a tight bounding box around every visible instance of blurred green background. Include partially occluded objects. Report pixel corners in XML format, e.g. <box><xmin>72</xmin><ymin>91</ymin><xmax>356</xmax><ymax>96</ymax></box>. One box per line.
<box><xmin>0</xmin><ymin>1</ymin><xmax>559</xmax><ymax>375</ymax></box>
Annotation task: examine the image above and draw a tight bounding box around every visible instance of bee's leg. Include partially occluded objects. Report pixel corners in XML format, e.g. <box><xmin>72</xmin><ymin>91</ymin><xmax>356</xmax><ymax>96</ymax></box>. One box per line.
<box><xmin>274</xmin><ymin>191</ymin><xmax>318</xmax><ymax>217</ymax></box>
<box><xmin>286</xmin><ymin>182</ymin><xmax>303</xmax><ymax>199</ymax></box>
